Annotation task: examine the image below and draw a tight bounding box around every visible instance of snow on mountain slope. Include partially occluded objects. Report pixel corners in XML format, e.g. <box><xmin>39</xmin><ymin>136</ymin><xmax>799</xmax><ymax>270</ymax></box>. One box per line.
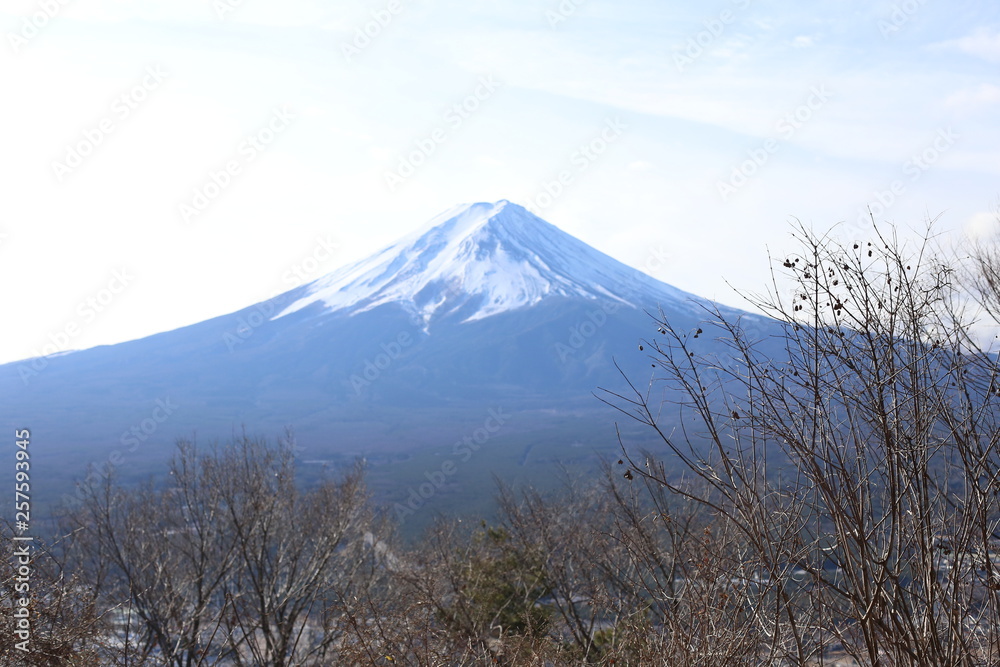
<box><xmin>276</xmin><ymin>200</ymin><xmax>697</xmax><ymax>326</ymax></box>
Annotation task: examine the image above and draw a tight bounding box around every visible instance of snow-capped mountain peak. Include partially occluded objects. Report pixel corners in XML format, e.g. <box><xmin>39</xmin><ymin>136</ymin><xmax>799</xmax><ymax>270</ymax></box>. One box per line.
<box><xmin>275</xmin><ymin>200</ymin><xmax>691</xmax><ymax>326</ymax></box>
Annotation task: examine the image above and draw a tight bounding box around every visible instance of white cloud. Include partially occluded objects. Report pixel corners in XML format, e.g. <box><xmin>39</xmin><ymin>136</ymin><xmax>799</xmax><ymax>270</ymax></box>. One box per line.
<box><xmin>944</xmin><ymin>83</ymin><xmax>1000</xmax><ymax>113</ymax></box>
<box><xmin>475</xmin><ymin>154</ymin><xmax>505</xmax><ymax>167</ymax></box>
<box><xmin>964</xmin><ymin>211</ymin><xmax>999</xmax><ymax>240</ymax></box>
<box><xmin>936</xmin><ymin>27</ymin><xmax>1000</xmax><ymax>63</ymax></box>
<box><xmin>627</xmin><ymin>160</ymin><xmax>655</xmax><ymax>172</ymax></box>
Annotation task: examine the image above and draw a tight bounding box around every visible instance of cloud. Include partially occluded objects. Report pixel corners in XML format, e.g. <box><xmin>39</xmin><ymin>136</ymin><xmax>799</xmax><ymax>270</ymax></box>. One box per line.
<box><xmin>936</xmin><ymin>27</ymin><xmax>1000</xmax><ymax>63</ymax></box>
<box><xmin>627</xmin><ymin>160</ymin><xmax>655</xmax><ymax>172</ymax></box>
<box><xmin>475</xmin><ymin>154</ymin><xmax>505</xmax><ymax>167</ymax></box>
<box><xmin>0</xmin><ymin>0</ymin><xmax>345</xmax><ymax>27</ymax></box>
<box><xmin>964</xmin><ymin>211</ymin><xmax>999</xmax><ymax>240</ymax></box>
<box><xmin>944</xmin><ymin>83</ymin><xmax>1000</xmax><ymax>113</ymax></box>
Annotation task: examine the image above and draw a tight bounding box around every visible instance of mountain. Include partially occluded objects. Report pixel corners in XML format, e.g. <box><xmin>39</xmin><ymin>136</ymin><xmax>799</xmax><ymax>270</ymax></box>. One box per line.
<box><xmin>0</xmin><ymin>201</ymin><xmax>770</xmax><ymax>527</ymax></box>
<box><xmin>275</xmin><ymin>200</ymin><xmax>695</xmax><ymax>327</ymax></box>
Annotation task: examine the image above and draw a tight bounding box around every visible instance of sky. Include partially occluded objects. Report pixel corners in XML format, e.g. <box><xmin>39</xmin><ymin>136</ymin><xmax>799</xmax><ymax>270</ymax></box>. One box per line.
<box><xmin>1</xmin><ymin>0</ymin><xmax>998</xmax><ymax>364</ymax></box>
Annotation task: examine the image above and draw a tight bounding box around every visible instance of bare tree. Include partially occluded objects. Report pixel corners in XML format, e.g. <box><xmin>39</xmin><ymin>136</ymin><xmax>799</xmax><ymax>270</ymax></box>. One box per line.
<box><xmin>0</xmin><ymin>522</ymin><xmax>115</xmax><ymax>665</ymax></box>
<box><xmin>70</xmin><ymin>441</ymin><xmax>237</xmax><ymax>666</ymax></box>
<box><xmin>963</xmin><ymin>211</ymin><xmax>1000</xmax><ymax>327</ymax></box>
<box><xmin>66</xmin><ymin>433</ymin><xmax>379</xmax><ymax>666</ymax></box>
<box><xmin>209</xmin><ymin>435</ymin><xmax>375</xmax><ymax>665</ymax></box>
<box><xmin>502</xmin><ymin>467</ymin><xmax>797</xmax><ymax>664</ymax></box>
<box><xmin>495</xmin><ymin>476</ymin><xmax>620</xmax><ymax>661</ymax></box>
<box><xmin>602</xmin><ymin>221</ymin><xmax>1000</xmax><ymax>666</ymax></box>
<box><xmin>338</xmin><ymin>513</ymin><xmax>567</xmax><ymax>666</ymax></box>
